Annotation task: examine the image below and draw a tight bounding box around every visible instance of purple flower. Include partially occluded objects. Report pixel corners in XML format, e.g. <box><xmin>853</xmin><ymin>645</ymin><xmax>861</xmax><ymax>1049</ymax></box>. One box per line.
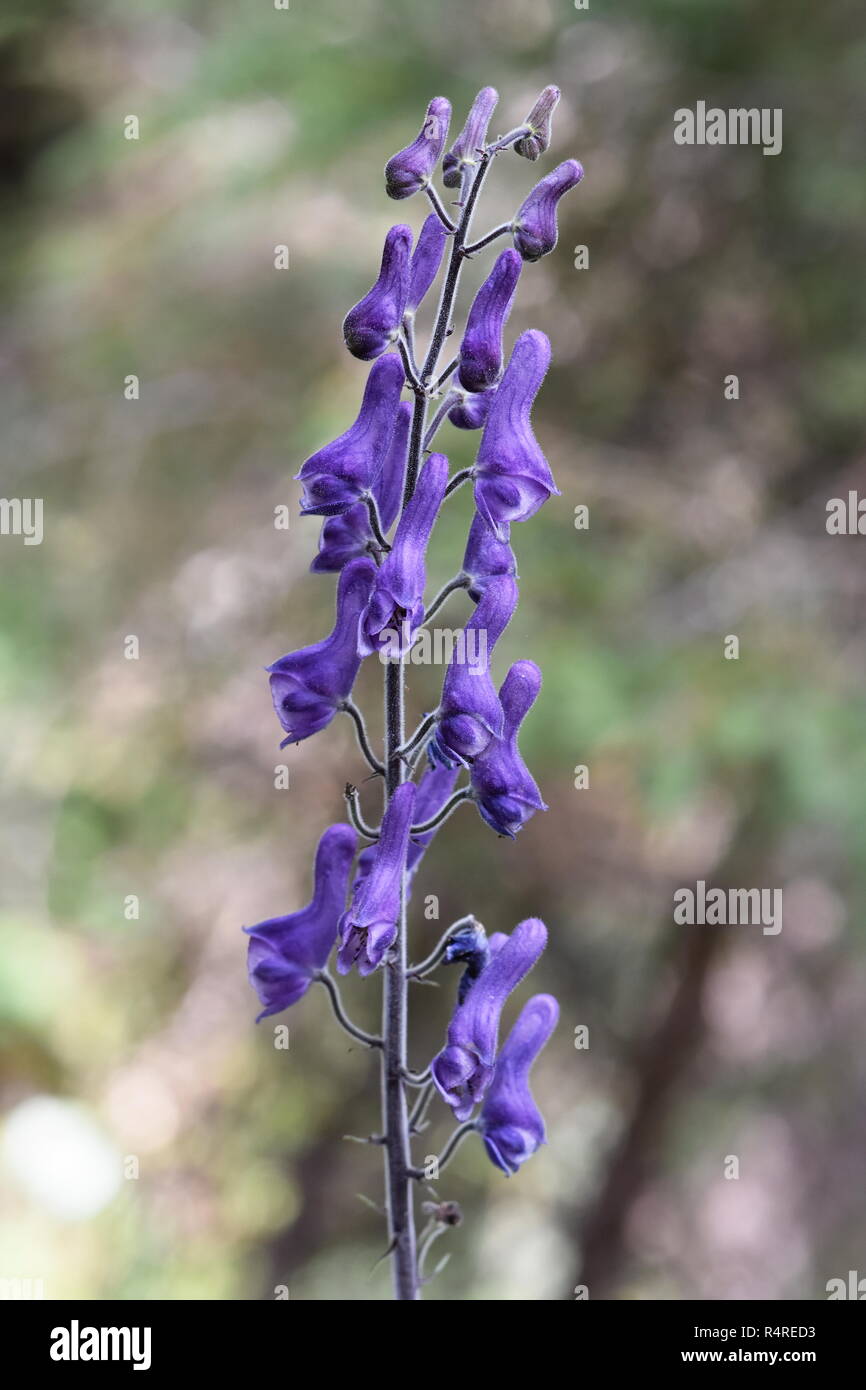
<box><xmin>311</xmin><ymin>402</ymin><xmax>410</xmax><ymax>573</ymax></box>
<box><xmin>444</xmin><ymin>918</ymin><xmax>491</xmax><ymax>1004</ymax></box>
<box><xmin>513</xmin><ymin>85</ymin><xmax>560</xmax><ymax>162</ymax></box>
<box><xmin>430</xmin><ymin>575</ymin><xmax>518</xmax><ymax>767</ymax></box>
<box><xmin>268</xmin><ymin>558</ymin><xmax>375</xmax><ymax>746</ymax></box>
<box><xmin>461</xmin><ymin>511</ymin><xmax>517</xmax><ymax>601</ymax></box>
<box><xmin>443</xmin><ymin>86</ymin><xmax>498</xmax><ymax>189</ymax></box>
<box><xmin>430</xmin><ymin>917</ymin><xmax>548</xmax><ymax>1120</ymax></box>
<box><xmin>458</xmin><ymin>249</ymin><xmax>522</xmax><ymax>394</ymax></box>
<box><xmin>385</xmin><ymin>97</ymin><xmax>451</xmax><ymax>200</ymax></box>
<box><xmin>479</xmin><ymin>994</ymin><xmax>559</xmax><ymax>1174</ymax></box>
<box><xmin>353</xmin><ymin>762</ymin><xmax>458</xmax><ymax>897</ymax></box>
<box><xmin>244</xmin><ymin>823</ymin><xmax>357</xmax><ymax>1020</ymax></box>
<box><xmin>512</xmin><ymin>158</ymin><xmax>584</xmax><ymax>262</ymax></box>
<box><xmin>358</xmin><ymin>452</ymin><xmax>448</xmax><ymax>658</ymax></box>
<box><xmin>470</xmin><ymin>660</ymin><xmax>546</xmax><ymax>837</ymax></box>
<box><xmin>406</xmin><ymin>214</ymin><xmax>448</xmax><ymax>314</ymax></box>
<box><xmin>343</xmin><ymin>225</ymin><xmax>412</xmax><ymax>361</ymax></box>
<box><xmin>296</xmin><ymin>354</ymin><xmax>404</xmax><ymax>516</ymax></box>
<box><xmin>474</xmin><ymin>330</ymin><xmax>559</xmax><ymax>541</ymax></box>
<box><xmin>338</xmin><ymin>783</ymin><xmax>416</xmax><ymax>975</ymax></box>
<box><xmin>447</xmin><ymin>389</ymin><xmax>491</xmax><ymax>431</ymax></box>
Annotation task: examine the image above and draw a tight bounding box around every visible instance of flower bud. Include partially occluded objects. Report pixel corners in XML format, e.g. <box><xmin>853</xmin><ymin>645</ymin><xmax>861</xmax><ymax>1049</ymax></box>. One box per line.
<box><xmin>296</xmin><ymin>354</ymin><xmax>404</xmax><ymax>515</ymax></box>
<box><xmin>474</xmin><ymin>330</ymin><xmax>559</xmax><ymax>539</ymax></box>
<box><xmin>343</xmin><ymin>225</ymin><xmax>412</xmax><ymax>360</ymax></box>
<box><xmin>480</xmin><ymin>994</ymin><xmax>559</xmax><ymax>1174</ymax></box>
<box><xmin>385</xmin><ymin>97</ymin><xmax>451</xmax><ymax>200</ymax></box>
<box><xmin>406</xmin><ymin>213</ymin><xmax>448</xmax><ymax>313</ymax></box>
<box><xmin>513</xmin><ymin>85</ymin><xmax>560</xmax><ymax>162</ymax></box>
<box><xmin>512</xmin><ymin>158</ymin><xmax>584</xmax><ymax>262</ymax></box>
<box><xmin>458</xmin><ymin>248</ymin><xmax>522</xmax><ymax>393</ymax></box>
<box><xmin>442</xmin><ymin>86</ymin><xmax>498</xmax><ymax>188</ymax></box>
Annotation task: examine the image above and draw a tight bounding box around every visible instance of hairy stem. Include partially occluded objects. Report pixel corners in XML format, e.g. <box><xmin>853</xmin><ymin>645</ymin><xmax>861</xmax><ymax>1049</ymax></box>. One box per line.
<box><xmin>340</xmin><ymin>700</ymin><xmax>385</xmax><ymax>776</ymax></box>
<box><xmin>411</xmin><ymin>787</ymin><xmax>473</xmax><ymax>836</ymax></box>
<box><xmin>315</xmin><ymin>972</ymin><xmax>383</xmax><ymax>1049</ymax></box>
<box><xmin>410</xmin><ymin>1120</ymin><xmax>479</xmax><ymax>1179</ymax></box>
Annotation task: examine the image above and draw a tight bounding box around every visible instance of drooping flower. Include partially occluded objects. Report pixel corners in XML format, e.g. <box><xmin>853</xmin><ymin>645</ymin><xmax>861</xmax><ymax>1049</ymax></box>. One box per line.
<box><xmin>479</xmin><ymin>993</ymin><xmax>559</xmax><ymax>1174</ymax></box>
<box><xmin>296</xmin><ymin>354</ymin><xmax>404</xmax><ymax>516</ymax></box>
<box><xmin>311</xmin><ymin>402</ymin><xmax>410</xmax><ymax>573</ymax></box>
<box><xmin>358</xmin><ymin>452</ymin><xmax>448</xmax><ymax>658</ymax></box>
<box><xmin>385</xmin><ymin>97</ymin><xmax>452</xmax><ymax>200</ymax></box>
<box><xmin>470</xmin><ymin>660</ymin><xmax>546</xmax><ymax>837</ymax></box>
<box><xmin>343</xmin><ymin>225</ymin><xmax>412</xmax><ymax>360</ymax></box>
<box><xmin>406</xmin><ymin>214</ymin><xmax>448</xmax><ymax>314</ymax></box>
<box><xmin>443</xmin><ymin>87</ymin><xmax>498</xmax><ymax>189</ymax></box>
<box><xmin>429</xmin><ymin>575</ymin><xmax>518</xmax><ymax>767</ymax></box>
<box><xmin>268</xmin><ymin>558</ymin><xmax>376</xmax><ymax>746</ymax></box>
<box><xmin>513</xmin><ymin>85</ymin><xmax>560</xmax><ymax>162</ymax></box>
<box><xmin>444</xmin><ymin>918</ymin><xmax>491</xmax><ymax>1004</ymax></box>
<box><xmin>512</xmin><ymin>158</ymin><xmax>584</xmax><ymax>262</ymax></box>
<box><xmin>244</xmin><ymin>823</ymin><xmax>357</xmax><ymax>1020</ymax></box>
<box><xmin>457</xmin><ymin>249</ymin><xmax>522</xmax><ymax>393</ymax></box>
<box><xmin>473</xmin><ymin>330</ymin><xmax>559</xmax><ymax>540</ymax></box>
<box><xmin>430</xmin><ymin>917</ymin><xmax>548</xmax><ymax>1119</ymax></box>
<box><xmin>447</xmin><ymin>389</ymin><xmax>492</xmax><ymax>431</ymax></box>
<box><xmin>337</xmin><ymin>783</ymin><xmax>416</xmax><ymax>975</ymax></box>
<box><xmin>460</xmin><ymin>511</ymin><xmax>517</xmax><ymax>601</ymax></box>
<box><xmin>353</xmin><ymin>762</ymin><xmax>458</xmax><ymax>896</ymax></box>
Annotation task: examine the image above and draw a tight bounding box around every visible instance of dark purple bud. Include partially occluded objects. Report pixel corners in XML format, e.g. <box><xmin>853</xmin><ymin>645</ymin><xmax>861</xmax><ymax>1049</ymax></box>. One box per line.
<box><xmin>267</xmin><ymin>558</ymin><xmax>375</xmax><ymax>746</ymax></box>
<box><xmin>513</xmin><ymin>85</ymin><xmax>560</xmax><ymax>162</ymax></box>
<box><xmin>444</xmin><ymin>918</ymin><xmax>491</xmax><ymax>1004</ymax></box>
<box><xmin>443</xmin><ymin>86</ymin><xmax>498</xmax><ymax>189</ymax></box>
<box><xmin>430</xmin><ymin>575</ymin><xmax>518</xmax><ymax>767</ymax></box>
<box><xmin>480</xmin><ymin>993</ymin><xmax>559</xmax><ymax>1174</ymax></box>
<box><xmin>461</xmin><ymin>510</ymin><xmax>517</xmax><ymax>602</ymax></box>
<box><xmin>447</xmin><ymin>389</ymin><xmax>491</xmax><ymax>431</ymax></box>
<box><xmin>457</xmin><ymin>249</ymin><xmax>522</xmax><ymax>393</ymax></box>
<box><xmin>244</xmin><ymin>823</ymin><xmax>357</xmax><ymax>1020</ymax></box>
<box><xmin>337</xmin><ymin>783</ymin><xmax>416</xmax><ymax>976</ymax></box>
<box><xmin>470</xmin><ymin>660</ymin><xmax>547</xmax><ymax>837</ymax></box>
<box><xmin>512</xmin><ymin>158</ymin><xmax>584</xmax><ymax>262</ymax></box>
<box><xmin>359</xmin><ymin>452</ymin><xmax>449</xmax><ymax>658</ymax></box>
<box><xmin>296</xmin><ymin>354</ymin><xmax>405</xmax><ymax>516</ymax></box>
<box><xmin>406</xmin><ymin>214</ymin><xmax>448</xmax><ymax>313</ymax></box>
<box><xmin>311</xmin><ymin>402</ymin><xmax>410</xmax><ymax>573</ymax></box>
<box><xmin>385</xmin><ymin>97</ymin><xmax>451</xmax><ymax>200</ymax></box>
<box><xmin>474</xmin><ymin>330</ymin><xmax>559</xmax><ymax>540</ymax></box>
<box><xmin>353</xmin><ymin>762</ymin><xmax>458</xmax><ymax>897</ymax></box>
<box><xmin>430</xmin><ymin>917</ymin><xmax>548</xmax><ymax>1119</ymax></box>
<box><xmin>342</xmin><ymin>225</ymin><xmax>412</xmax><ymax>361</ymax></box>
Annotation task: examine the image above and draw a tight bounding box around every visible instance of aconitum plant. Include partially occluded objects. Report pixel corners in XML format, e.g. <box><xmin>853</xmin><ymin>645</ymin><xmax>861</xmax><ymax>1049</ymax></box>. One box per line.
<box><xmin>245</xmin><ymin>85</ymin><xmax>583</xmax><ymax>1300</ymax></box>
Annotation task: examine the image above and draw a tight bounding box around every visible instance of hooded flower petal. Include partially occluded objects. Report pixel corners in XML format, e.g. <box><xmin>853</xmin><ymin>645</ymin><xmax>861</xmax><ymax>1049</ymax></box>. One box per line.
<box><xmin>513</xmin><ymin>85</ymin><xmax>560</xmax><ymax>162</ymax></box>
<box><xmin>353</xmin><ymin>762</ymin><xmax>458</xmax><ymax>897</ymax></box>
<box><xmin>447</xmin><ymin>389</ymin><xmax>492</xmax><ymax>431</ymax></box>
<box><xmin>512</xmin><ymin>158</ymin><xmax>584</xmax><ymax>262</ymax></box>
<box><xmin>460</xmin><ymin>510</ymin><xmax>517</xmax><ymax>602</ymax></box>
<box><xmin>474</xmin><ymin>330</ymin><xmax>559</xmax><ymax>540</ymax></box>
<box><xmin>470</xmin><ymin>660</ymin><xmax>547</xmax><ymax>837</ymax></box>
<box><xmin>479</xmin><ymin>993</ymin><xmax>559</xmax><ymax>1174</ymax></box>
<box><xmin>359</xmin><ymin>452</ymin><xmax>449</xmax><ymax>658</ymax></box>
<box><xmin>431</xmin><ymin>917</ymin><xmax>548</xmax><ymax>1119</ymax></box>
<box><xmin>430</xmin><ymin>575</ymin><xmax>518</xmax><ymax>767</ymax></box>
<box><xmin>342</xmin><ymin>225</ymin><xmax>412</xmax><ymax>360</ymax></box>
<box><xmin>244</xmin><ymin>823</ymin><xmax>357</xmax><ymax>1020</ymax></box>
<box><xmin>296</xmin><ymin>354</ymin><xmax>405</xmax><ymax>516</ymax></box>
<box><xmin>338</xmin><ymin>783</ymin><xmax>416</xmax><ymax>976</ymax></box>
<box><xmin>311</xmin><ymin>402</ymin><xmax>410</xmax><ymax>573</ymax></box>
<box><xmin>443</xmin><ymin>86</ymin><xmax>498</xmax><ymax>188</ymax></box>
<box><xmin>268</xmin><ymin>558</ymin><xmax>375</xmax><ymax>745</ymax></box>
<box><xmin>406</xmin><ymin>214</ymin><xmax>448</xmax><ymax>314</ymax></box>
<box><xmin>385</xmin><ymin>97</ymin><xmax>451</xmax><ymax>200</ymax></box>
<box><xmin>457</xmin><ymin>249</ymin><xmax>522</xmax><ymax>393</ymax></box>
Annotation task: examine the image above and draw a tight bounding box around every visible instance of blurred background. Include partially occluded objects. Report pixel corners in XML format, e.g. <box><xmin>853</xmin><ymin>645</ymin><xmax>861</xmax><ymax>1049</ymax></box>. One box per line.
<box><xmin>1</xmin><ymin>0</ymin><xmax>865</xmax><ymax>1301</ymax></box>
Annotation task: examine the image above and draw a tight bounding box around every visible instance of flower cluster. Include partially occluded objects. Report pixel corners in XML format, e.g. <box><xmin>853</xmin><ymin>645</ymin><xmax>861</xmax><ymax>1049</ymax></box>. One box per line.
<box><xmin>243</xmin><ymin>85</ymin><xmax>582</xmax><ymax>1296</ymax></box>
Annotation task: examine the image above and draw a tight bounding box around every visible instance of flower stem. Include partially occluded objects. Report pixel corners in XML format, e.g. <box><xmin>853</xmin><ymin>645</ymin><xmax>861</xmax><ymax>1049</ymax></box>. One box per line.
<box><xmin>463</xmin><ymin>221</ymin><xmax>513</xmax><ymax>257</ymax></box>
<box><xmin>410</xmin><ymin>787</ymin><xmax>473</xmax><ymax>836</ymax></box>
<box><xmin>315</xmin><ymin>971</ymin><xmax>383</xmax><ymax>1049</ymax></box>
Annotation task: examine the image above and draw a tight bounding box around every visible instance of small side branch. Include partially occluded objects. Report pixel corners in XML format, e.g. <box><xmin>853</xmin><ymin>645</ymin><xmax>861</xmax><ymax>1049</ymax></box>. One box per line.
<box><xmin>398</xmin><ymin>335</ymin><xmax>424</xmax><ymax>394</ymax></box>
<box><xmin>444</xmin><ymin>467</ymin><xmax>474</xmax><ymax>500</ymax></box>
<box><xmin>463</xmin><ymin>222</ymin><xmax>512</xmax><ymax>257</ymax></box>
<box><xmin>423</xmin><ymin>575</ymin><xmax>467</xmax><ymax>625</ymax></box>
<box><xmin>425</xmin><ymin>182</ymin><xmax>457</xmax><ymax>233</ymax></box>
<box><xmin>315</xmin><ymin>971</ymin><xmax>383</xmax><ymax>1049</ymax></box>
<box><xmin>399</xmin><ymin>710</ymin><xmax>439</xmax><ymax>759</ymax></box>
<box><xmin>344</xmin><ymin>783</ymin><xmax>381</xmax><ymax>840</ymax></box>
<box><xmin>422</xmin><ymin>391</ymin><xmax>458</xmax><ymax>450</ymax></box>
<box><xmin>435</xmin><ymin>358</ymin><xmax>458</xmax><ymax>391</ymax></box>
<box><xmin>408</xmin><ymin>915</ymin><xmax>476</xmax><ymax>980</ymax></box>
<box><xmin>410</xmin><ymin>788</ymin><xmax>473</xmax><ymax>837</ymax></box>
<box><xmin>410</xmin><ymin>1121</ymin><xmax>478</xmax><ymax>1179</ymax></box>
<box><xmin>363</xmin><ymin>493</ymin><xmax>391</xmax><ymax>552</ymax></box>
<box><xmin>340</xmin><ymin>700</ymin><xmax>385</xmax><ymax>776</ymax></box>
<box><xmin>408</xmin><ymin>1081</ymin><xmax>435</xmax><ymax>1134</ymax></box>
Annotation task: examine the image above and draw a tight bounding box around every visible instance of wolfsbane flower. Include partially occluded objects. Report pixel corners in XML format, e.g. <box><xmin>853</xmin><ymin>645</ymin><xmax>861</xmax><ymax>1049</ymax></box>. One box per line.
<box><xmin>338</xmin><ymin>782</ymin><xmax>416</xmax><ymax>976</ymax></box>
<box><xmin>473</xmin><ymin>329</ymin><xmax>559</xmax><ymax>541</ymax></box>
<box><xmin>352</xmin><ymin>762</ymin><xmax>458</xmax><ymax>895</ymax></box>
<box><xmin>443</xmin><ymin>86</ymin><xmax>498</xmax><ymax>188</ymax></box>
<box><xmin>385</xmin><ymin>97</ymin><xmax>451</xmax><ymax>200</ymax></box>
<box><xmin>513</xmin><ymin>85</ymin><xmax>560</xmax><ymax>162</ymax></box>
<box><xmin>479</xmin><ymin>993</ymin><xmax>559</xmax><ymax>1174</ymax></box>
<box><xmin>430</xmin><ymin>574</ymin><xmax>518</xmax><ymax>767</ymax></box>
<box><xmin>343</xmin><ymin>224</ymin><xmax>412</xmax><ymax>361</ymax></box>
<box><xmin>311</xmin><ymin>402</ymin><xmax>410</xmax><ymax>573</ymax></box>
<box><xmin>460</xmin><ymin>511</ymin><xmax>517</xmax><ymax>601</ymax></box>
<box><xmin>457</xmin><ymin>249</ymin><xmax>522</xmax><ymax>394</ymax></box>
<box><xmin>470</xmin><ymin>660</ymin><xmax>546</xmax><ymax>837</ymax></box>
<box><xmin>406</xmin><ymin>214</ymin><xmax>448</xmax><ymax>314</ymax></box>
<box><xmin>244</xmin><ymin>823</ymin><xmax>357</xmax><ymax>1019</ymax></box>
<box><xmin>431</xmin><ymin>916</ymin><xmax>548</xmax><ymax>1120</ymax></box>
<box><xmin>296</xmin><ymin>353</ymin><xmax>404</xmax><ymax>516</ymax></box>
<box><xmin>268</xmin><ymin>557</ymin><xmax>375</xmax><ymax>746</ymax></box>
<box><xmin>512</xmin><ymin>158</ymin><xmax>584</xmax><ymax>262</ymax></box>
